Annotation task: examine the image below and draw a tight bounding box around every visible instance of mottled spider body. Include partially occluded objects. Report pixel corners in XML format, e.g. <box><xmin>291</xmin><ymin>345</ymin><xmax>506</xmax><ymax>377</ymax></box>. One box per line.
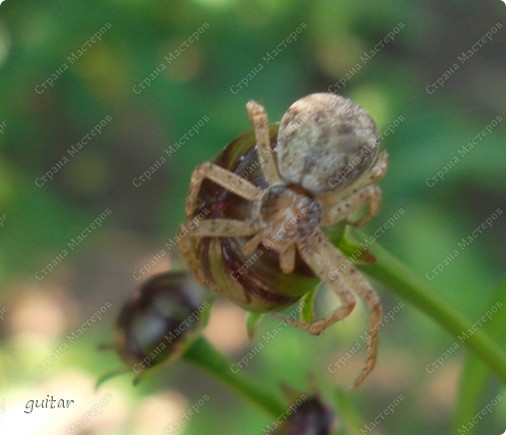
<box><xmin>181</xmin><ymin>125</ymin><xmax>320</xmax><ymax>313</ymax></box>
<box><xmin>180</xmin><ymin>93</ymin><xmax>388</xmax><ymax>387</ymax></box>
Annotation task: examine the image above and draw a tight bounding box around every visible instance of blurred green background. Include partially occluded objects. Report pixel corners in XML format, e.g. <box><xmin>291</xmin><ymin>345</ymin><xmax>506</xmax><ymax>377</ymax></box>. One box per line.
<box><xmin>1</xmin><ymin>0</ymin><xmax>505</xmax><ymax>434</ymax></box>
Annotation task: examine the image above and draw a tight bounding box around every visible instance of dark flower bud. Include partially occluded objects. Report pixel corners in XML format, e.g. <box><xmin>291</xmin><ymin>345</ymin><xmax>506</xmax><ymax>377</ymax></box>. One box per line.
<box><xmin>115</xmin><ymin>271</ymin><xmax>210</xmax><ymax>375</ymax></box>
<box><xmin>273</xmin><ymin>395</ymin><xmax>335</xmax><ymax>435</ymax></box>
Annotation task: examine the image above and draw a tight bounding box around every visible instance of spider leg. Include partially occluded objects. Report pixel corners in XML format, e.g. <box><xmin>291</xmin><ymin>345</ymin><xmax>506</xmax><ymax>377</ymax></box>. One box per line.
<box><xmin>320</xmin><ymin>151</ymin><xmax>388</xmax><ymax>227</ymax></box>
<box><xmin>185</xmin><ymin>161</ymin><xmax>262</xmax><ymax>217</ymax></box>
<box><xmin>350</xmin><ymin>186</ymin><xmax>382</xmax><ymax>228</ymax></box>
<box><xmin>242</xmin><ymin>232</ymin><xmax>264</xmax><ymax>256</ymax></box>
<box><xmin>271</xmin><ymin>229</ymin><xmax>381</xmax><ymax>388</ymax></box>
<box><xmin>321</xmin><ymin>185</ymin><xmax>382</xmax><ymax>227</ymax></box>
<box><xmin>279</xmin><ymin>244</ymin><xmax>296</xmax><ymax>274</ymax></box>
<box><xmin>273</xmin><ymin>230</ymin><xmax>356</xmax><ymax>336</ymax></box>
<box><xmin>187</xmin><ymin>218</ymin><xmax>261</xmax><ymax>238</ymax></box>
<box><xmin>314</xmin><ymin>229</ymin><xmax>382</xmax><ymax>389</ymax></box>
<box><xmin>350</xmin><ymin>150</ymin><xmax>388</xmax><ymax>193</ymax></box>
<box><xmin>246</xmin><ymin>101</ymin><xmax>281</xmax><ymax>185</ymax></box>
<box><xmin>243</xmin><ymin>236</ymin><xmax>296</xmax><ymax>274</ymax></box>
<box><xmin>178</xmin><ymin>223</ymin><xmax>223</xmax><ymax>299</ymax></box>
<box><xmin>365</xmin><ymin>150</ymin><xmax>388</xmax><ymax>186</ymax></box>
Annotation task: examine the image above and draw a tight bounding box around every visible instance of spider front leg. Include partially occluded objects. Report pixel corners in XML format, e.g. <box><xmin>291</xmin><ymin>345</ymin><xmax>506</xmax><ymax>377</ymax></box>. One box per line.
<box><xmin>180</xmin><ymin>161</ymin><xmax>264</xmax><ymax>297</ymax></box>
<box><xmin>186</xmin><ymin>218</ymin><xmax>261</xmax><ymax>238</ymax></box>
<box><xmin>246</xmin><ymin>101</ymin><xmax>281</xmax><ymax>185</ymax></box>
<box><xmin>185</xmin><ymin>161</ymin><xmax>262</xmax><ymax>216</ymax></box>
<box><xmin>183</xmin><ymin>161</ymin><xmax>265</xmax><ymax>238</ymax></box>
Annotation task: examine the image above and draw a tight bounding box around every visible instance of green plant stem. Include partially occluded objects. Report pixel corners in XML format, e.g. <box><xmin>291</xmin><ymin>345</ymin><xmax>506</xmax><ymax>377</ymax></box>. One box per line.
<box><xmin>179</xmin><ymin>231</ymin><xmax>506</xmax><ymax>422</ymax></box>
<box><xmin>452</xmin><ymin>278</ymin><xmax>506</xmax><ymax>434</ymax></box>
<box><xmin>347</xmin><ymin>236</ymin><xmax>506</xmax><ymax>384</ymax></box>
<box><xmin>182</xmin><ymin>335</ymin><xmax>286</xmax><ymax>417</ymax></box>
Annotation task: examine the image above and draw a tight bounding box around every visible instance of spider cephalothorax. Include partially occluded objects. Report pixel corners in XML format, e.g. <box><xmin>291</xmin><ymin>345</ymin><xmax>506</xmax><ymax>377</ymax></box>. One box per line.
<box><xmin>179</xmin><ymin>93</ymin><xmax>388</xmax><ymax>387</ymax></box>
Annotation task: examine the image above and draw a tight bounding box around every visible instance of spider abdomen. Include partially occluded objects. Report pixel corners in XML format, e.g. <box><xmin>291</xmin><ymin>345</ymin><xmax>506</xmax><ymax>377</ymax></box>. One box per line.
<box><xmin>277</xmin><ymin>93</ymin><xmax>378</xmax><ymax>195</ymax></box>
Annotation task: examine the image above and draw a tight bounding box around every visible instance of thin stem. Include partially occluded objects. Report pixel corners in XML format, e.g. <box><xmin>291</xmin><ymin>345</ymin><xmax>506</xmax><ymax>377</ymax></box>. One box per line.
<box><xmin>452</xmin><ymin>278</ymin><xmax>506</xmax><ymax>434</ymax></box>
<box><xmin>345</xmin><ymin>235</ymin><xmax>506</xmax><ymax>384</ymax></box>
<box><xmin>182</xmin><ymin>336</ymin><xmax>286</xmax><ymax>417</ymax></box>
<box><xmin>179</xmin><ymin>227</ymin><xmax>506</xmax><ymax>422</ymax></box>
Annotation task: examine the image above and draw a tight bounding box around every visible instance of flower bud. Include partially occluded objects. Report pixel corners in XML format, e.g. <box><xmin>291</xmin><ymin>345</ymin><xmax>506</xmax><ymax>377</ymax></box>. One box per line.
<box><xmin>274</xmin><ymin>395</ymin><xmax>335</xmax><ymax>435</ymax></box>
<box><xmin>115</xmin><ymin>271</ymin><xmax>209</xmax><ymax>374</ymax></box>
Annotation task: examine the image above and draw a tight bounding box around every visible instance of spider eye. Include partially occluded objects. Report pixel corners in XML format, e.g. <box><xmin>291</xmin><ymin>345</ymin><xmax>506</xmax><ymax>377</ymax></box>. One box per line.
<box><xmin>276</xmin><ymin>93</ymin><xmax>378</xmax><ymax>194</ymax></box>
